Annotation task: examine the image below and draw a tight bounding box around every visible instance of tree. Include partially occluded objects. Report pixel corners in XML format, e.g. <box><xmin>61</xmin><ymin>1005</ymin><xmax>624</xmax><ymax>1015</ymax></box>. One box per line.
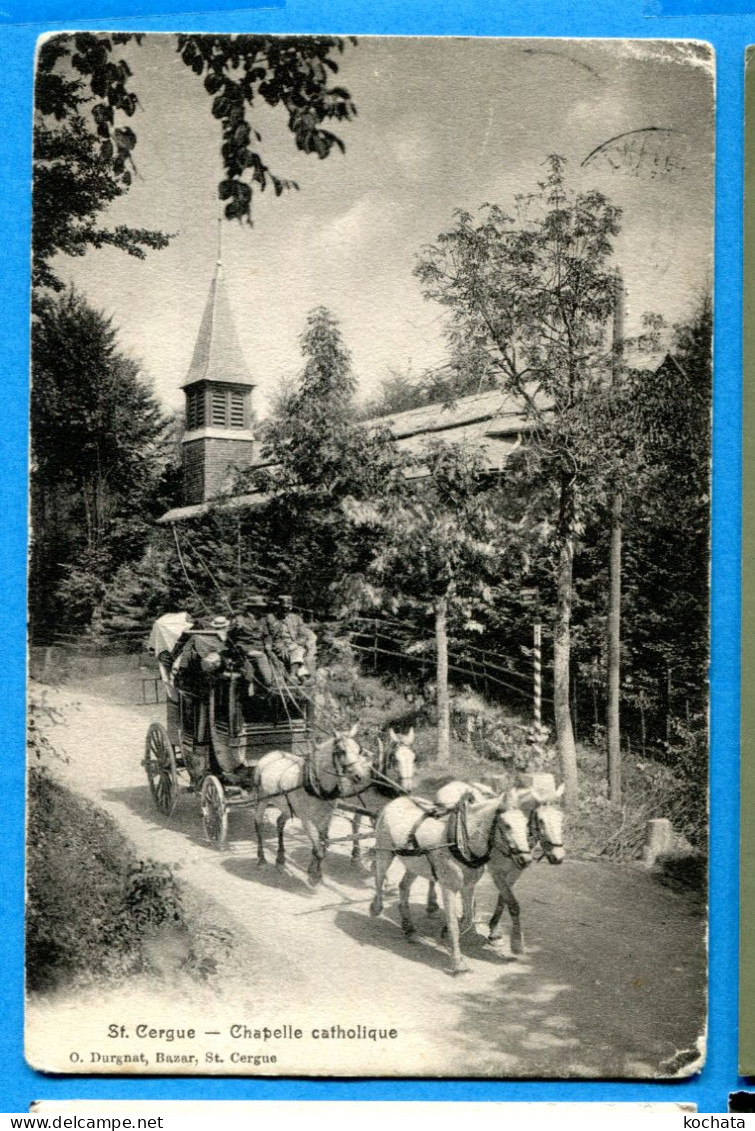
<box><xmin>621</xmin><ymin>298</ymin><xmax>711</xmax><ymax>753</ymax></box>
<box><xmin>345</xmin><ymin>443</ymin><xmax>511</xmax><ymax>763</ymax></box>
<box><xmin>30</xmin><ymin>290</ymin><xmax>168</xmax><ymax>638</ymax></box>
<box><xmin>264</xmin><ymin>306</ymin><xmax>357</xmax><ymax>484</ymax></box>
<box><xmin>360</xmin><ymin>360</ymin><xmax>500</xmax><ymax>420</ymax></box>
<box><xmin>414</xmin><ymin>157</ymin><xmax>621</xmax><ymax>804</ymax></box>
<box><xmin>34</xmin><ymin>34</ymin><xmax>357</xmax><ymax>292</ymax></box>
<box><xmin>606</xmin><ymin>272</ymin><xmax>625</xmax><ymax>801</ymax></box>
<box><xmin>233</xmin><ymin>307</ymin><xmax>402</xmax><ymax>616</ymax></box>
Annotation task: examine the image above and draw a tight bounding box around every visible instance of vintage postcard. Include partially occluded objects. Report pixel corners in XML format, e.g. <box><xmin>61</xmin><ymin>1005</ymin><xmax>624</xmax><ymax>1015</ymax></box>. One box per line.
<box><xmin>26</xmin><ymin>35</ymin><xmax>712</xmax><ymax>1077</ymax></box>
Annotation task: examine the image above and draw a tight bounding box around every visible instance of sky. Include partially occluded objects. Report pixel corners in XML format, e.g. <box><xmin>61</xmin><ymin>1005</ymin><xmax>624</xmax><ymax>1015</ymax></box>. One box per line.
<box><xmin>55</xmin><ymin>36</ymin><xmax>715</xmax><ymax>416</ymax></box>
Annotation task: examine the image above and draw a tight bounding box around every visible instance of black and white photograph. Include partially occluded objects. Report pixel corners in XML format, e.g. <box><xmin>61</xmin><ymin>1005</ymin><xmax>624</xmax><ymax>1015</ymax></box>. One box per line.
<box><xmin>26</xmin><ymin>35</ymin><xmax>712</xmax><ymax>1078</ymax></box>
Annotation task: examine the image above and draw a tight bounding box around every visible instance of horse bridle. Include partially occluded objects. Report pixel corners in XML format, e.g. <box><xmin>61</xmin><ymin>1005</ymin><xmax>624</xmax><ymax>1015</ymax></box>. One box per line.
<box><xmin>528</xmin><ymin>806</ymin><xmax>565</xmax><ymax>862</ymax></box>
<box><xmin>331</xmin><ymin>737</ymin><xmax>368</xmax><ymax>784</ymax></box>
<box><xmin>384</xmin><ymin>746</ymin><xmax>413</xmax><ymax>792</ymax></box>
<box><xmin>492</xmin><ymin>806</ymin><xmax>531</xmax><ymax>869</ymax></box>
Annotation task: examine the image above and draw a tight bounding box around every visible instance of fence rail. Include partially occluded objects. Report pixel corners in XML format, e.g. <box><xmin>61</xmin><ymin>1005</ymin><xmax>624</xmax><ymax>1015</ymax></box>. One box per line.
<box><xmin>37</xmin><ymin>616</ymin><xmax>699</xmax><ymax>754</ymax></box>
<box><xmin>349</xmin><ymin>639</ymin><xmax>551</xmax><ymax>705</ymax></box>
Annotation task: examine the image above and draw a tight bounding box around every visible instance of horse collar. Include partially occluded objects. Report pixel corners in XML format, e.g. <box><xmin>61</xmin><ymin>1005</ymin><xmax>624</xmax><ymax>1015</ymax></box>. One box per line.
<box><xmin>448</xmin><ymin>804</ymin><xmax>492</xmax><ymax>870</ymax></box>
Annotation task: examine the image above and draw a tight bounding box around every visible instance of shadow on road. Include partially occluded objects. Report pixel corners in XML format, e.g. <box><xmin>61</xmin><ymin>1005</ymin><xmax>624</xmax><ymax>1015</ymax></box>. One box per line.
<box><xmin>102</xmin><ymin>783</ymin><xmax>205</xmax><ymax>843</ymax></box>
<box><xmin>334</xmin><ymin>903</ymin><xmax>520</xmax><ymax>974</ymax></box>
<box><xmin>222</xmin><ymin>854</ymin><xmax>313</xmax><ymax>894</ymax></box>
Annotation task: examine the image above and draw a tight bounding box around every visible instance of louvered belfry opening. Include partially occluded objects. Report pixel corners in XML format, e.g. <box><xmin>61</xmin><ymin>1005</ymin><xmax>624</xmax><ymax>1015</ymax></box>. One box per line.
<box><xmin>180</xmin><ymin>258</ymin><xmax>256</xmax><ymax>505</ymax></box>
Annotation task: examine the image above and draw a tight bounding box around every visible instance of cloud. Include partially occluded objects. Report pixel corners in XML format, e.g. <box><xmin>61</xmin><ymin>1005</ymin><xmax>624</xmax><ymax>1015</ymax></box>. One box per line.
<box><xmin>312</xmin><ymin>194</ymin><xmax>379</xmax><ymax>255</ymax></box>
<box><xmin>392</xmin><ymin>123</ymin><xmax>434</xmax><ymax>181</ymax></box>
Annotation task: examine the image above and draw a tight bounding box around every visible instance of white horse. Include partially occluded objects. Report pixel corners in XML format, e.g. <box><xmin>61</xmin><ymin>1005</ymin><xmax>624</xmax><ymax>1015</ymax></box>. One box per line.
<box><xmin>252</xmin><ymin>724</ymin><xmax>373</xmax><ymax>886</ymax></box>
<box><xmin>370</xmin><ymin>788</ymin><xmax>531</xmax><ymax>974</ymax></box>
<box><xmin>488</xmin><ymin>777</ymin><xmax>565</xmax><ymax>951</ymax></box>
<box><xmin>425</xmin><ymin>776</ymin><xmax>565</xmax><ymax>954</ymax></box>
<box><xmin>339</xmin><ymin>728</ymin><xmax>417</xmax><ymax>867</ymax></box>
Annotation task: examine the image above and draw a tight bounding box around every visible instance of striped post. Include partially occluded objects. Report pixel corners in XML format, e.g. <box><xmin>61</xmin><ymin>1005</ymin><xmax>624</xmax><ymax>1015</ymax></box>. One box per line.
<box><xmin>533</xmin><ymin>621</ymin><xmax>542</xmax><ymax>733</ymax></box>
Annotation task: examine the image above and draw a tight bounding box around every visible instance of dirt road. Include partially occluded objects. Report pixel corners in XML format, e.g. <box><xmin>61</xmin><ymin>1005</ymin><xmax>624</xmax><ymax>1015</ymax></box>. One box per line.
<box><xmin>27</xmin><ymin>684</ymin><xmax>706</xmax><ymax>1079</ymax></box>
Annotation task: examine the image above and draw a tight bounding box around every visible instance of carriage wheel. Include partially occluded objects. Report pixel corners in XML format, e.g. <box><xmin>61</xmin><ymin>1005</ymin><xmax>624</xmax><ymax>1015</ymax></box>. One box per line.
<box><xmin>201</xmin><ymin>775</ymin><xmax>228</xmax><ymax>849</ymax></box>
<box><xmin>144</xmin><ymin>723</ymin><xmax>178</xmax><ymax>817</ymax></box>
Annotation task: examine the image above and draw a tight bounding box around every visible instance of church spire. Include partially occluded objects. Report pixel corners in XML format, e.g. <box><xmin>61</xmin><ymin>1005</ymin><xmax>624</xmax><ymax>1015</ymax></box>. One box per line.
<box><xmin>182</xmin><ymin>249</ymin><xmax>253</xmax><ymax>390</ymax></box>
<box><xmin>180</xmin><ymin>222</ymin><xmax>257</xmax><ymax>505</ymax></box>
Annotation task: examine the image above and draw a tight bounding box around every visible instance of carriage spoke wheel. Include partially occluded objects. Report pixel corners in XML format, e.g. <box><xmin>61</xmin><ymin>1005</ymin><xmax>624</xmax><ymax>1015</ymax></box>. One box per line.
<box><xmin>144</xmin><ymin>723</ymin><xmax>178</xmax><ymax>818</ymax></box>
<box><xmin>201</xmin><ymin>775</ymin><xmax>228</xmax><ymax>849</ymax></box>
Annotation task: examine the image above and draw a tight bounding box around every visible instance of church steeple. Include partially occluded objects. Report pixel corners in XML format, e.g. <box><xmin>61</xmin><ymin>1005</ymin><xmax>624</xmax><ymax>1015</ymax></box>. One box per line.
<box><xmin>181</xmin><ymin>241</ymin><xmax>256</xmax><ymax>505</ymax></box>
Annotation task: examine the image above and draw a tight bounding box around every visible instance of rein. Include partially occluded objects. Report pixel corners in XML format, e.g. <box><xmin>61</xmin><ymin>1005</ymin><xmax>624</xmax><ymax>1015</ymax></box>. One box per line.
<box><xmin>303</xmin><ymin>740</ymin><xmax>371</xmax><ymax>801</ymax></box>
<box><xmin>255</xmin><ymin>742</ymin><xmax>367</xmax><ymax>806</ymax></box>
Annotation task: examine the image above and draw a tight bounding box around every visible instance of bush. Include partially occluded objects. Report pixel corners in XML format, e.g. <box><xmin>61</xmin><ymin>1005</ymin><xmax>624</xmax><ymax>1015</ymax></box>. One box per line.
<box><xmin>565</xmin><ymin>740</ymin><xmax>707</xmax><ymax>874</ymax></box>
<box><xmin>26</xmin><ymin>767</ymin><xmax>186</xmax><ymax>993</ymax></box>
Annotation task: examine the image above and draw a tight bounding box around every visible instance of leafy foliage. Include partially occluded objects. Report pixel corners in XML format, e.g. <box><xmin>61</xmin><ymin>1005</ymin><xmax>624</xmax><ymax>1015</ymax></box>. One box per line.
<box><xmin>177</xmin><ymin>35</ymin><xmax>356</xmax><ymax>221</ymax></box>
<box><xmin>343</xmin><ymin>442</ymin><xmax>520</xmax><ymax>759</ymax></box>
<box><xmin>34</xmin><ymin>34</ymin><xmax>168</xmax><ymax>292</ymax></box>
<box><xmin>30</xmin><ymin>290</ymin><xmax>170</xmax><ymax>640</ymax></box>
<box><xmin>33</xmin><ymin>33</ymin><xmax>356</xmax><ymax>291</ymax></box>
<box><xmin>344</xmin><ymin>443</ymin><xmax>504</xmax><ymax>613</ymax></box>
<box><xmin>232</xmin><ymin>307</ymin><xmax>405</xmax><ymax>615</ymax></box>
<box><xmin>414</xmin><ymin>157</ymin><xmax>624</xmax><ymax>800</ymax></box>
<box><xmin>360</xmin><ymin>361</ymin><xmax>500</xmax><ymax>419</ymax></box>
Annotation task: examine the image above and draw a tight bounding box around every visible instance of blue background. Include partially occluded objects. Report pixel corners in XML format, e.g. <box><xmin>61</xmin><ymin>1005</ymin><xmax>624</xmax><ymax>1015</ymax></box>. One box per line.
<box><xmin>0</xmin><ymin>0</ymin><xmax>742</xmax><ymax>1114</ymax></box>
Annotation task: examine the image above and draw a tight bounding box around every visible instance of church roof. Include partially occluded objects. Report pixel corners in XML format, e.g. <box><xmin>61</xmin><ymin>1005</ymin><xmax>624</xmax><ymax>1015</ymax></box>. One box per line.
<box><xmin>369</xmin><ymin>388</ymin><xmax>546</xmax><ymax>471</ymax></box>
<box><xmin>183</xmin><ymin>264</ymin><xmax>254</xmax><ymax>389</ymax></box>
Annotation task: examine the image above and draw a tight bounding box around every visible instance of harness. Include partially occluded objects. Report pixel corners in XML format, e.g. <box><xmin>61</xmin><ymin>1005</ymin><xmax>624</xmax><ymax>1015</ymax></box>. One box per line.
<box><xmin>394</xmin><ymin>809</ymin><xmax>443</xmax><ymax>881</ymax></box>
<box><xmin>303</xmin><ymin>756</ymin><xmax>341</xmax><ymax>801</ymax></box>
<box><xmin>527</xmin><ymin>806</ymin><xmax>565</xmax><ymax>862</ymax></box>
<box><xmin>393</xmin><ymin>799</ymin><xmax>498</xmax><ymax>880</ymax></box>
<box><xmin>448</xmin><ymin>802</ymin><xmax>494</xmax><ymax>869</ymax></box>
<box><xmin>303</xmin><ymin>741</ymin><xmax>367</xmax><ymax>802</ymax></box>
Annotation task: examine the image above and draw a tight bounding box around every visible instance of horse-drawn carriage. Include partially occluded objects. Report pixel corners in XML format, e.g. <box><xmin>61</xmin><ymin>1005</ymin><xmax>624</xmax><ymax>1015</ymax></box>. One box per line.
<box><xmin>144</xmin><ymin>614</ymin><xmax>313</xmax><ymax>847</ymax></box>
<box><xmin>142</xmin><ymin>613</ymin><xmax>564</xmax><ymax>972</ymax></box>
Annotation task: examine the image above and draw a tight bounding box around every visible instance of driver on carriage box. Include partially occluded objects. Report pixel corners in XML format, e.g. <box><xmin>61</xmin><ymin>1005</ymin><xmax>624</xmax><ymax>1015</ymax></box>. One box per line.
<box><xmin>228</xmin><ymin>595</ymin><xmax>275</xmax><ymax>694</ymax></box>
<box><xmin>272</xmin><ymin>595</ymin><xmax>317</xmax><ymax>681</ymax></box>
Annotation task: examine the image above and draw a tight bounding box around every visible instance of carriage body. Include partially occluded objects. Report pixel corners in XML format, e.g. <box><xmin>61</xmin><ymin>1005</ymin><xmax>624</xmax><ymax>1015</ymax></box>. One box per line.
<box><xmin>172</xmin><ymin>670</ymin><xmax>311</xmax><ymax>781</ymax></box>
<box><xmin>145</xmin><ymin>624</ymin><xmax>313</xmax><ymax>845</ymax></box>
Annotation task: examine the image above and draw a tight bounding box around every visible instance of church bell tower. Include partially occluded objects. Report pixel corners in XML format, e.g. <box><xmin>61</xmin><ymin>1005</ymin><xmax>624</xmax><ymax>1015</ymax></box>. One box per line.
<box><xmin>181</xmin><ymin>238</ymin><xmax>256</xmax><ymax>505</ymax></box>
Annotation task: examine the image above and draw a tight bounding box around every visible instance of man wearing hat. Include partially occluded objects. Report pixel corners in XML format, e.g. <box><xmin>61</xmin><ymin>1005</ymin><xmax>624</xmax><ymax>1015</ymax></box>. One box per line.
<box><xmin>272</xmin><ymin>595</ymin><xmax>317</xmax><ymax>681</ymax></box>
<box><xmin>229</xmin><ymin>595</ymin><xmax>275</xmax><ymax>693</ymax></box>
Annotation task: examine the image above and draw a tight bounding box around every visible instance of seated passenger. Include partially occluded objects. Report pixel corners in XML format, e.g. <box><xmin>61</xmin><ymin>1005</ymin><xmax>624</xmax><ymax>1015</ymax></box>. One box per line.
<box><xmin>173</xmin><ymin>615</ymin><xmax>229</xmax><ymax>688</ymax></box>
<box><xmin>272</xmin><ymin>595</ymin><xmax>317</xmax><ymax>681</ymax></box>
<box><xmin>229</xmin><ymin>595</ymin><xmax>275</xmax><ymax>694</ymax></box>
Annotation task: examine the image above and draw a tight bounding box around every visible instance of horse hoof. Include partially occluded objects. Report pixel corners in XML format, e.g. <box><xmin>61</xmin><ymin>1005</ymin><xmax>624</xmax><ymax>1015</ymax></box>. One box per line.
<box><xmin>511</xmin><ymin>940</ymin><xmax>524</xmax><ymax>956</ymax></box>
<box><xmin>370</xmin><ymin>899</ymin><xmax>382</xmax><ymax>918</ymax></box>
<box><xmin>275</xmin><ymin>859</ymin><xmax>286</xmax><ymax>871</ymax></box>
<box><xmin>257</xmin><ymin>858</ymin><xmax>266</xmax><ymax>868</ymax></box>
<box><xmin>426</xmin><ymin>903</ymin><xmax>440</xmax><ymax>915</ymax></box>
<box><xmin>449</xmin><ymin>964</ymin><xmax>470</xmax><ymax>976</ymax></box>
